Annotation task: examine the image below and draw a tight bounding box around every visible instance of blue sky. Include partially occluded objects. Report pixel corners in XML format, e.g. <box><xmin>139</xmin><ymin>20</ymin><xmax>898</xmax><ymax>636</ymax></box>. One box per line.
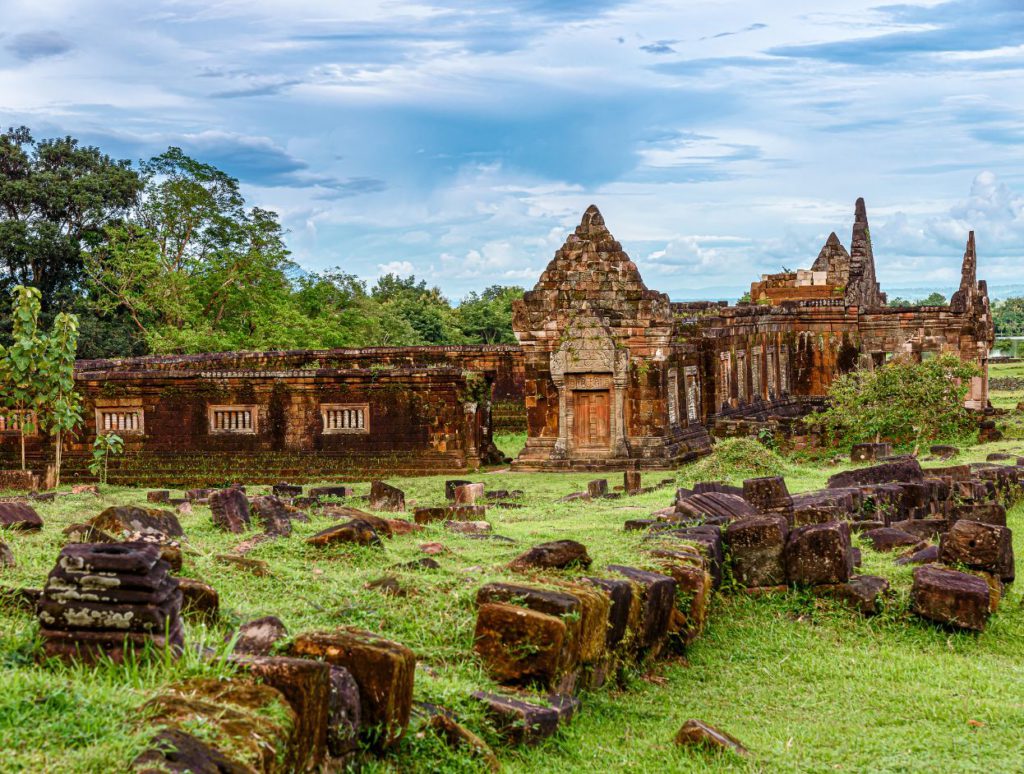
<box><xmin>2</xmin><ymin>0</ymin><xmax>1023</xmax><ymax>300</ymax></box>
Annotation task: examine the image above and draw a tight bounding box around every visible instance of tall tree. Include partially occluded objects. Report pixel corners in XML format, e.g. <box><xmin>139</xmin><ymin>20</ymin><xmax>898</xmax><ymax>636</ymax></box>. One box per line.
<box><xmin>0</xmin><ymin>286</ymin><xmax>48</xmax><ymax>469</ymax></box>
<box><xmin>455</xmin><ymin>285</ymin><xmax>524</xmax><ymax>344</ymax></box>
<box><xmin>0</xmin><ymin>126</ymin><xmax>142</xmax><ymax>317</ymax></box>
<box><xmin>40</xmin><ymin>312</ymin><xmax>82</xmax><ymax>487</ymax></box>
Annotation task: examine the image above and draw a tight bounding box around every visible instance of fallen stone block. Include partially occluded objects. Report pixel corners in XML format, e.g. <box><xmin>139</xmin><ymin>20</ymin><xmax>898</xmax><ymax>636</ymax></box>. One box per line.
<box><xmin>453</xmin><ymin>483</ymin><xmax>485</xmax><ymax>505</ymax></box>
<box><xmin>861</xmin><ymin>527</ymin><xmax>922</xmax><ymax>552</ymax></box>
<box><xmin>673</xmin><ymin>719</ymin><xmax>748</xmax><ymax>756</ymax></box>
<box><xmin>369</xmin><ymin>481</ymin><xmax>405</xmax><ymax>512</ymax></box>
<box><xmin>472</xmin><ymin>691</ymin><xmax>579</xmax><ymax>746</ymax></box>
<box><xmin>726</xmin><ymin>516</ymin><xmax>788</xmax><ymax>587</ymax></box>
<box><xmin>930</xmin><ymin>445</ymin><xmax>959</xmax><ymax>459</ymax></box>
<box><xmin>827</xmin><ymin>458</ymin><xmax>923</xmax><ymax>488</ymax></box>
<box><xmin>581</xmin><ymin>576</ymin><xmax>634</xmax><ymax>651</ymax></box>
<box><xmin>606</xmin><ymin>564</ymin><xmax>676</xmax><ymax>658</ymax></box>
<box><xmin>951</xmin><ymin>502</ymin><xmax>1007</xmax><ymax>526</ymax></box>
<box><xmin>939</xmin><ymin>520</ymin><xmax>1015</xmax><ymax>582</ymax></box>
<box><xmin>291</xmin><ymin>627</ymin><xmax>416</xmax><ymax>750</ymax></box>
<box><xmin>0</xmin><ymin>502</ymin><xmax>42</xmax><ymax>531</ymax></box>
<box><xmin>895</xmin><ymin>543</ymin><xmax>940</xmax><ymax>566</ymax></box>
<box><xmin>446</xmin><ymin>520</ymin><xmax>491</xmax><ymax>534</ymax></box>
<box><xmin>888</xmin><ymin>518</ymin><xmax>949</xmax><ymax>541</ymax></box>
<box><xmin>146</xmin><ymin>490</ymin><xmax>170</xmax><ymax>503</ymax></box>
<box><xmin>413</xmin><ymin>505</ymin><xmax>486</xmax><ymax>524</ymax></box>
<box><xmin>327</xmin><ymin>665</ymin><xmax>361</xmax><ymax>759</ymax></box>
<box><xmin>426</xmin><ymin>712</ymin><xmax>500</xmax><ymax>772</ymax></box>
<box><xmin>851</xmin><ymin>442</ymin><xmax>892</xmax><ymax>462</ymax></box>
<box><xmin>233</xmin><ymin>615</ymin><xmax>288</xmax><ymax>655</ymax></box>
<box><xmin>0</xmin><ymin>541</ymin><xmax>13</xmax><ymax>568</ymax></box>
<box><xmin>473</xmin><ymin>602</ymin><xmax>568</xmax><ymax>687</ymax></box>
<box><xmin>177</xmin><ymin>577</ymin><xmax>219</xmax><ymax>623</ymax></box>
<box><xmin>509</xmin><ymin>540</ymin><xmax>591</xmax><ymax>572</ymax></box>
<box><xmin>814</xmin><ymin>575</ymin><xmax>889</xmax><ymax>615</ymax></box>
<box><xmin>624</xmin><ymin>470</ymin><xmax>642</xmax><ymax>495</ymax></box>
<box><xmin>215</xmin><ymin>554</ymin><xmax>270</xmax><ymax>576</ymax></box>
<box><xmin>742</xmin><ymin>476</ymin><xmax>793</xmax><ymax>515</ymax></box>
<box><xmin>307</xmin><ymin>520</ymin><xmax>383</xmax><ymax>548</ymax></box>
<box><xmin>911</xmin><ymin>565</ymin><xmax>990</xmax><ymax>631</ymax></box>
<box><xmin>272</xmin><ymin>483</ymin><xmax>303</xmax><ymax>498</ymax></box>
<box><xmin>209</xmin><ymin>488</ymin><xmax>250</xmax><ymax>533</ymax></box>
<box><xmin>646</xmin><ymin>548</ymin><xmax>712</xmax><ymax>646</ymax></box>
<box><xmin>249</xmin><ymin>496</ymin><xmax>295</xmax><ymax>537</ymax></box>
<box><xmin>132</xmin><ymin>728</ymin><xmax>249</xmax><ymax>774</ymax></box>
<box><xmin>676</xmin><ymin>492</ymin><xmax>756</xmax><ymax>523</ymax></box>
<box><xmin>308</xmin><ymin>485</ymin><xmax>353</xmax><ymax>499</ymax></box>
<box><xmin>587</xmin><ymin>479</ymin><xmax>609</xmax><ymax>498</ymax></box>
<box><xmin>784</xmin><ymin>522</ymin><xmax>853</xmax><ymax>585</ymax></box>
<box><xmin>445</xmin><ymin>479</ymin><xmax>473</xmax><ymax>500</ymax></box>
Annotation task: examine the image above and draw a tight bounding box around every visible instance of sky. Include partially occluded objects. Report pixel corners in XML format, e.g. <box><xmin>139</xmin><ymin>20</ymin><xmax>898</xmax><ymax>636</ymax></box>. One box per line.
<box><xmin>2</xmin><ymin>0</ymin><xmax>1023</xmax><ymax>301</ymax></box>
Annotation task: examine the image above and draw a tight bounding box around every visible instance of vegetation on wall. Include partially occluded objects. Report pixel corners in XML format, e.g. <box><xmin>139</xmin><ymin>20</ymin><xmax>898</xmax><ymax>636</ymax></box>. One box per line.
<box><xmin>0</xmin><ymin>127</ymin><xmax>524</xmax><ymax>358</ymax></box>
<box><xmin>809</xmin><ymin>354</ymin><xmax>980</xmax><ymax>451</ymax></box>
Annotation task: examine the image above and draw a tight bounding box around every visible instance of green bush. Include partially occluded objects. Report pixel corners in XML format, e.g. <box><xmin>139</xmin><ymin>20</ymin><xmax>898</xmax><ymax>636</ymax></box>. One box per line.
<box><xmin>678</xmin><ymin>438</ymin><xmax>790</xmax><ymax>486</ymax></box>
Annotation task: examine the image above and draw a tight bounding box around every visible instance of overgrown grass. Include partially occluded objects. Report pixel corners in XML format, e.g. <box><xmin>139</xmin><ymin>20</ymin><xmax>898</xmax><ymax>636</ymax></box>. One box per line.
<box><xmin>1</xmin><ymin>429</ymin><xmax>1023</xmax><ymax>771</ymax></box>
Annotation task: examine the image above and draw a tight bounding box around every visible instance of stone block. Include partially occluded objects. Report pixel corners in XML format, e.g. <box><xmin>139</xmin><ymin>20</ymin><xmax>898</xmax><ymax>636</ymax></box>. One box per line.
<box><xmin>272</xmin><ymin>483</ymin><xmax>303</xmax><ymax>498</ymax></box>
<box><xmin>784</xmin><ymin>521</ymin><xmax>853</xmax><ymax>585</ymax></box>
<box><xmin>445</xmin><ymin>479</ymin><xmax>473</xmax><ymax>500</ymax></box>
<box><xmin>939</xmin><ymin>520</ymin><xmax>1015</xmax><ymax>582</ymax></box>
<box><xmin>369</xmin><ymin>481</ymin><xmax>405</xmax><ymax>512</ymax></box>
<box><xmin>726</xmin><ymin>516</ymin><xmax>788</xmax><ymax>587</ymax></box>
<box><xmin>308</xmin><ymin>486</ymin><xmax>353</xmax><ymax>499</ymax></box>
<box><xmin>471</xmin><ymin>691</ymin><xmax>579</xmax><ymax>746</ymax></box>
<box><xmin>250</xmin><ymin>496</ymin><xmax>294</xmax><ymax>537</ymax></box>
<box><xmin>646</xmin><ymin>548</ymin><xmax>712</xmax><ymax>646</ymax></box>
<box><xmin>827</xmin><ymin>458</ymin><xmax>923</xmax><ymax>488</ymax></box>
<box><xmin>951</xmin><ymin>502</ymin><xmax>1006</xmax><ymax>526</ymax></box>
<box><xmin>209</xmin><ymin>488</ymin><xmax>250</xmax><ymax>534</ymax></box>
<box><xmin>606</xmin><ymin>565</ymin><xmax>676</xmax><ymax>658</ymax></box>
<box><xmin>587</xmin><ymin>479</ymin><xmax>609</xmax><ymax>498</ymax></box>
<box><xmin>473</xmin><ymin>602</ymin><xmax>568</xmax><ymax>687</ymax></box>
<box><xmin>742</xmin><ymin>476</ymin><xmax>793</xmax><ymax>514</ymax></box>
<box><xmin>624</xmin><ymin>470</ymin><xmax>642</xmax><ymax>494</ymax></box>
<box><xmin>895</xmin><ymin>543</ymin><xmax>940</xmax><ymax>566</ymax></box>
<box><xmin>327</xmin><ymin>665</ymin><xmax>361</xmax><ymax>759</ymax></box>
<box><xmin>911</xmin><ymin>565</ymin><xmax>990</xmax><ymax>631</ymax></box>
<box><xmin>674</xmin><ymin>719</ymin><xmax>748</xmax><ymax>756</ymax></box>
<box><xmin>814</xmin><ymin>575</ymin><xmax>889</xmax><ymax>615</ymax></box>
<box><xmin>581</xmin><ymin>577</ymin><xmax>634</xmax><ymax>650</ymax></box>
<box><xmin>178</xmin><ymin>577</ymin><xmax>219</xmax><ymax>623</ymax></box>
<box><xmin>453</xmin><ymin>483</ymin><xmax>485</xmax><ymax>504</ymax></box>
<box><xmin>676</xmin><ymin>492</ymin><xmax>756</xmax><ymax>523</ymax></box>
<box><xmin>146</xmin><ymin>490</ymin><xmax>170</xmax><ymax>503</ymax></box>
<box><xmin>306</xmin><ymin>520</ymin><xmax>383</xmax><ymax>548</ymax></box>
<box><xmin>509</xmin><ymin>540</ymin><xmax>591</xmax><ymax>571</ymax></box>
<box><xmin>290</xmin><ymin>628</ymin><xmax>415</xmax><ymax>749</ymax></box>
<box><xmin>851</xmin><ymin>442</ymin><xmax>892</xmax><ymax>462</ymax></box>
<box><xmin>0</xmin><ymin>502</ymin><xmax>42</xmax><ymax>531</ymax></box>
<box><xmin>861</xmin><ymin>527</ymin><xmax>922</xmax><ymax>552</ymax></box>
<box><xmin>234</xmin><ymin>616</ymin><xmax>288</xmax><ymax>656</ymax></box>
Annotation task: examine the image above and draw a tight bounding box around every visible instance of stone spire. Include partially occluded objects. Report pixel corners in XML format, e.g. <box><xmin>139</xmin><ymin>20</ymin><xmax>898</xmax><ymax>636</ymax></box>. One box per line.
<box><xmin>950</xmin><ymin>231</ymin><xmax>978</xmax><ymax>314</ymax></box>
<box><xmin>811</xmin><ymin>232</ymin><xmax>851</xmax><ymax>286</ymax></box>
<box><xmin>845</xmin><ymin>197</ymin><xmax>886</xmax><ymax>307</ymax></box>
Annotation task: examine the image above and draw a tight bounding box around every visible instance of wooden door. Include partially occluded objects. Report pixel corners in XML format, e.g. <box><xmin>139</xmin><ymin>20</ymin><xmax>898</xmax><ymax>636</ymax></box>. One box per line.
<box><xmin>573</xmin><ymin>390</ymin><xmax>610</xmax><ymax>449</ymax></box>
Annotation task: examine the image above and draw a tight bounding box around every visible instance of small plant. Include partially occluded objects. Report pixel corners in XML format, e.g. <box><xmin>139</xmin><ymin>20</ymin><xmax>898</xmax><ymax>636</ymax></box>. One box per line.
<box><xmin>89</xmin><ymin>433</ymin><xmax>125</xmax><ymax>485</ymax></box>
<box><xmin>756</xmin><ymin>427</ymin><xmax>777</xmax><ymax>450</ymax></box>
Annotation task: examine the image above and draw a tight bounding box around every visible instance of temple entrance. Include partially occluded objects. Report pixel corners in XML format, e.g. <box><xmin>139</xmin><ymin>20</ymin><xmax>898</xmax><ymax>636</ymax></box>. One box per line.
<box><xmin>572</xmin><ymin>389</ymin><xmax>610</xmax><ymax>449</ymax></box>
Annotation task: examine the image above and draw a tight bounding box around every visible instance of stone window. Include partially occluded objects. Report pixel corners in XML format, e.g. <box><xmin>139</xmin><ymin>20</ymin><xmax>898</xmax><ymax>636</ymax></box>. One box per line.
<box><xmin>208</xmin><ymin>405</ymin><xmax>257</xmax><ymax>434</ymax></box>
<box><xmin>667</xmin><ymin>368</ymin><xmax>679</xmax><ymax>425</ymax></box>
<box><xmin>321</xmin><ymin>403</ymin><xmax>369</xmax><ymax>434</ymax></box>
<box><xmin>95</xmin><ymin>408</ymin><xmax>144</xmax><ymax>435</ymax></box>
<box><xmin>684</xmin><ymin>366</ymin><xmax>700</xmax><ymax>422</ymax></box>
<box><xmin>0</xmin><ymin>411</ymin><xmax>37</xmax><ymax>435</ymax></box>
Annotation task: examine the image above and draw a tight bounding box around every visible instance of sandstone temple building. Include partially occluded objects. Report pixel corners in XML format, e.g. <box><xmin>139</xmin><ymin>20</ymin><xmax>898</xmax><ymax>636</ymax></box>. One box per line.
<box><xmin>0</xmin><ymin>200</ymin><xmax>994</xmax><ymax>484</ymax></box>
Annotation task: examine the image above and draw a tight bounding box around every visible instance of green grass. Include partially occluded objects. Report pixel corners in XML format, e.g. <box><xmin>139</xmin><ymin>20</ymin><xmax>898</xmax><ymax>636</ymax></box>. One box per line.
<box><xmin>1</xmin><ymin>432</ymin><xmax>1023</xmax><ymax>772</ymax></box>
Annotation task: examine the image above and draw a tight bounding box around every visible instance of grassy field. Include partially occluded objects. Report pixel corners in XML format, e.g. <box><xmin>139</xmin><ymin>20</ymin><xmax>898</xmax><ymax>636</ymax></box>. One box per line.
<box><xmin>2</xmin><ymin>404</ymin><xmax>1024</xmax><ymax>771</ymax></box>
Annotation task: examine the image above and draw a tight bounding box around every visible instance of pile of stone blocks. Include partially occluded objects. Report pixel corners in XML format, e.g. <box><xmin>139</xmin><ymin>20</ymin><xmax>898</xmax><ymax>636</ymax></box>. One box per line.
<box><xmin>37</xmin><ymin>542</ymin><xmax>183</xmax><ymax>663</ymax></box>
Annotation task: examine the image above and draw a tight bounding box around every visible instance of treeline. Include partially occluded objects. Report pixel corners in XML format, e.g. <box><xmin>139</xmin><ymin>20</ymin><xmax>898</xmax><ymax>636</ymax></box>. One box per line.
<box><xmin>0</xmin><ymin>127</ymin><xmax>523</xmax><ymax>359</ymax></box>
<box><xmin>993</xmin><ymin>298</ymin><xmax>1024</xmax><ymax>337</ymax></box>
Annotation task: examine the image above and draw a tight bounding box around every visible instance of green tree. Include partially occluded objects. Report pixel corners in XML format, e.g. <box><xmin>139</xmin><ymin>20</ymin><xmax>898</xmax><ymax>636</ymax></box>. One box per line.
<box><xmin>888</xmin><ymin>291</ymin><xmax>946</xmax><ymax>308</ymax></box>
<box><xmin>0</xmin><ymin>286</ymin><xmax>48</xmax><ymax>469</ymax></box>
<box><xmin>40</xmin><ymin>312</ymin><xmax>82</xmax><ymax>488</ymax></box>
<box><xmin>455</xmin><ymin>285</ymin><xmax>524</xmax><ymax>344</ymax></box>
<box><xmin>371</xmin><ymin>274</ymin><xmax>462</xmax><ymax>344</ymax></box>
<box><xmin>0</xmin><ymin>126</ymin><xmax>142</xmax><ymax>316</ymax></box>
<box><xmin>89</xmin><ymin>432</ymin><xmax>123</xmax><ymax>486</ymax></box>
<box><xmin>993</xmin><ymin>297</ymin><xmax>1024</xmax><ymax>337</ymax></box>
<box><xmin>810</xmin><ymin>354</ymin><xmax>980</xmax><ymax>453</ymax></box>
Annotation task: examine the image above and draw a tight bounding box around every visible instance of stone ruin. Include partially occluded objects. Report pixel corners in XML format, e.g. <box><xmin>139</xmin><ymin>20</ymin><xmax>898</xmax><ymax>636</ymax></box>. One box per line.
<box><xmin>0</xmin><ymin>200</ymin><xmax>995</xmax><ymax>484</ymax></box>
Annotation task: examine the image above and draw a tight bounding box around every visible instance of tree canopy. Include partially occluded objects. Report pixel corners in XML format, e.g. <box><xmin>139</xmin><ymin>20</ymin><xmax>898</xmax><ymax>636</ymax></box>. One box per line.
<box><xmin>993</xmin><ymin>297</ymin><xmax>1024</xmax><ymax>337</ymax></box>
<box><xmin>0</xmin><ymin>127</ymin><xmax>525</xmax><ymax>357</ymax></box>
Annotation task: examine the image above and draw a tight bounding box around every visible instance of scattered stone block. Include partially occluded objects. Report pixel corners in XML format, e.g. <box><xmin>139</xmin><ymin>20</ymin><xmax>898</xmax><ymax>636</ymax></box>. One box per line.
<box><xmin>673</xmin><ymin>719</ymin><xmax>748</xmax><ymax>756</ymax></box>
<box><xmin>939</xmin><ymin>520</ymin><xmax>1015</xmax><ymax>582</ymax></box>
<box><xmin>851</xmin><ymin>442</ymin><xmax>893</xmax><ymax>462</ymax></box>
<box><xmin>414</xmin><ymin>505</ymin><xmax>486</xmax><ymax>524</ymax></box>
<box><xmin>62</xmin><ymin>523</ymin><xmax>117</xmax><ymax>544</ymax></box>
<box><xmin>861</xmin><ymin>527</ymin><xmax>922</xmax><ymax>552</ymax></box>
<box><xmin>307</xmin><ymin>520</ymin><xmax>383</xmax><ymax>548</ymax></box>
<box><xmin>308</xmin><ymin>485</ymin><xmax>354</xmax><ymax>499</ymax></box>
<box><xmin>827</xmin><ymin>458</ymin><xmax>923</xmax><ymax>488</ymax></box>
<box><xmin>426</xmin><ymin>712</ymin><xmax>500</xmax><ymax>772</ymax></box>
<box><xmin>726</xmin><ymin>516</ymin><xmax>788</xmax><ymax>587</ymax></box>
<box><xmin>624</xmin><ymin>470</ymin><xmax>642</xmax><ymax>495</ymax></box>
<box><xmin>895</xmin><ymin>543</ymin><xmax>940</xmax><ymax>566</ymax></box>
<box><xmin>606</xmin><ymin>565</ymin><xmax>676</xmax><ymax>658</ymax></box>
<box><xmin>249</xmin><ymin>495</ymin><xmax>294</xmax><ymax>537</ymax></box>
<box><xmin>742</xmin><ymin>476</ymin><xmax>793</xmax><ymax>518</ymax></box>
<box><xmin>0</xmin><ymin>502</ymin><xmax>42</xmax><ymax>531</ymax></box>
<box><xmin>930</xmin><ymin>445</ymin><xmax>959</xmax><ymax>459</ymax></box>
<box><xmin>185</xmin><ymin>488</ymin><xmax>212</xmax><ymax>502</ymax></box>
<box><xmin>291</xmin><ymin>628</ymin><xmax>416</xmax><ymax>749</ymax></box>
<box><xmin>472</xmin><ymin>691</ymin><xmax>579</xmax><ymax>745</ymax></box>
<box><xmin>132</xmin><ymin>728</ymin><xmax>248</xmax><ymax>773</ymax></box>
<box><xmin>392</xmin><ymin>557</ymin><xmax>441</xmax><ymax>571</ymax></box>
<box><xmin>911</xmin><ymin>565</ymin><xmax>990</xmax><ymax>631</ymax></box>
<box><xmin>587</xmin><ymin>479</ymin><xmax>609</xmax><ymax>498</ymax></box>
<box><xmin>453</xmin><ymin>483</ymin><xmax>485</xmax><ymax>504</ymax></box>
<box><xmin>474</xmin><ymin>602</ymin><xmax>568</xmax><ymax>687</ymax></box>
<box><xmin>177</xmin><ymin>577</ymin><xmax>219</xmax><ymax>623</ymax></box>
<box><xmin>146</xmin><ymin>490</ymin><xmax>170</xmax><ymax>503</ymax></box>
<box><xmin>509</xmin><ymin>540</ymin><xmax>591</xmax><ymax>571</ymax></box>
<box><xmin>209</xmin><ymin>488</ymin><xmax>250</xmax><ymax>533</ymax></box>
<box><xmin>889</xmin><ymin>518</ymin><xmax>949</xmax><ymax>541</ymax></box>
<box><xmin>677</xmin><ymin>492</ymin><xmax>756</xmax><ymax>523</ymax></box>
<box><xmin>445</xmin><ymin>479</ymin><xmax>473</xmax><ymax>500</ymax></box>
<box><xmin>327</xmin><ymin>665</ymin><xmax>361</xmax><ymax>759</ymax></box>
<box><xmin>446</xmin><ymin>520</ymin><xmax>491</xmax><ymax>534</ymax></box>
<box><xmin>272</xmin><ymin>483</ymin><xmax>303</xmax><ymax>498</ymax></box>
<box><xmin>646</xmin><ymin>548</ymin><xmax>712</xmax><ymax>646</ymax></box>
<box><xmin>234</xmin><ymin>615</ymin><xmax>288</xmax><ymax>655</ymax></box>
<box><xmin>0</xmin><ymin>541</ymin><xmax>14</xmax><ymax>568</ymax></box>
<box><xmin>215</xmin><ymin>554</ymin><xmax>270</xmax><ymax>576</ymax></box>
<box><xmin>557</xmin><ymin>491</ymin><xmax>591</xmax><ymax>503</ymax></box>
<box><xmin>784</xmin><ymin>522</ymin><xmax>853</xmax><ymax>585</ymax></box>
<box><xmin>89</xmin><ymin>505</ymin><xmax>184</xmax><ymax>538</ymax></box>
<box><xmin>369</xmin><ymin>481</ymin><xmax>405</xmax><ymax>512</ymax></box>
<box><xmin>951</xmin><ymin>502</ymin><xmax>1006</xmax><ymax>526</ymax></box>
<box><xmin>814</xmin><ymin>575</ymin><xmax>889</xmax><ymax>615</ymax></box>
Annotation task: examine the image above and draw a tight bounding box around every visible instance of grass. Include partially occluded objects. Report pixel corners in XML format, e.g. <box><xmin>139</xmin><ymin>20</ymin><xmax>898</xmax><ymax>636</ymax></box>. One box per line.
<box><xmin>2</xmin><ymin>420</ymin><xmax>1024</xmax><ymax>771</ymax></box>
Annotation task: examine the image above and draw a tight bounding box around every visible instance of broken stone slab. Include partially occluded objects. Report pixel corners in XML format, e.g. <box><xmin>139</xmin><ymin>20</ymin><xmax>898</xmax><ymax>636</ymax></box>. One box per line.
<box><xmin>814</xmin><ymin>575</ymin><xmax>890</xmax><ymax>615</ymax></box>
<box><xmin>606</xmin><ymin>564</ymin><xmax>676</xmax><ymax>659</ymax></box>
<box><xmin>624</xmin><ymin>470</ymin><xmax>642</xmax><ymax>495</ymax></box>
<box><xmin>581</xmin><ymin>577</ymin><xmax>634</xmax><ymax>650</ymax></box>
<box><xmin>472</xmin><ymin>691</ymin><xmax>579</xmax><ymax>746</ymax></box>
<box><xmin>911</xmin><ymin>565</ymin><xmax>990</xmax><ymax>631</ymax></box>
<box><xmin>930</xmin><ymin>445</ymin><xmax>959</xmax><ymax>459</ymax></box>
<box><xmin>177</xmin><ymin>577</ymin><xmax>219</xmax><ymax>623</ymax></box>
<box><xmin>676</xmin><ymin>493</ymin><xmax>756</xmax><ymax>523</ymax></box>
<box><xmin>132</xmin><ymin>728</ymin><xmax>248</xmax><ymax>773</ymax></box>
<box><xmin>290</xmin><ymin>627</ymin><xmax>416</xmax><ymax>750</ymax></box>
<box><xmin>272</xmin><ymin>483</ymin><xmax>303</xmax><ymax>498</ymax></box>
<box><xmin>673</xmin><ymin>719</ymin><xmax>748</xmax><ymax>756</ymax></box>
<box><xmin>445</xmin><ymin>520</ymin><xmax>491</xmax><ymax>534</ymax></box>
<box><xmin>230</xmin><ymin>655</ymin><xmax>330</xmax><ymax>772</ymax></box>
<box><xmin>861</xmin><ymin>527</ymin><xmax>922</xmax><ymax>552</ymax></box>
<box><xmin>951</xmin><ymin>502</ymin><xmax>1007</xmax><ymax>526</ymax></box>
<box><xmin>474</xmin><ymin>602</ymin><xmax>568</xmax><ymax>687</ymax></box>
<box><xmin>327</xmin><ymin>665</ymin><xmax>361</xmax><ymax>759</ymax></box>
<box><xmin>726</xmin><ymin>516</ymin><xmax>788</xmax><ymax>587</ymax></box>
<box><xmin>445</xmin><ymin>479</ymin><xmax>473</xmax><ymax>500</ymax></box>
<box><xmin>784</xmin><ymin>521</ymin><xmax>854</xmax><ymax>585</ymax></box>
<box><xmin>62</xmin><ymin>523</ymin><xmax>117</xmax><ymax>544</ymax></box>
<box><xmin>509</xmin><ymin>540</ymin><xmax>591</xmax><ymax>572</ymax></box>
<box><xmin>146</xmin><ymin>490</ymin><xmax>170</xmax><ymax>503</ymax></box>
<box><xmin>939</xmin><ymin>520</ymin><xmax>1015</xmax><ymax>582</ymax></box>
<box><xmin>851</xmin><ymin>442</ymin><xmax>893</xmax><ymax>462</ymax></box>
<box><xmin>894</xmin><ymin>543</ymin><xmax>940</xmax><ymax>566</ymax></box>
<box><xmin>369</xmin><ymin>481</ymin><xmax>406</xmax><ymax>512</ymax></box>
<box><xmin>308</xmin><ymin>485</ymin><xmax>353</xmax><ymax>499</ymax></box>
<box><xmin>889</xmin><ymin>518</ymin><xmax>949</xmax><ymax>541</ymax></box>
<box><xmin>307</xmin><ymin>520</ymin><xmax>383</xmax><ymax>548</ymax></box>
<box><xmin>209</xmin><ymin>488</ymin><xmax>250</xmax><ymax>534</ymax></box>
<box><xmin>0</xmin><ymin>502</ymin><xmax>42</xmax><ymax>531</ymax></box>
<box><xmin>557</xmin><ymin>492</ymin><xmax>591</xmax><ymax>503</ymax></box>
<box><xmin>249</xmin><ymin>495</ymin><xmax>294</xmax><ymax>537</ymax></box>
<box><xmin>742</xmin><ymin>476</ymin><xmax>793</xmax><ymax>514</ymax></box>
<box><xmin>233</xmin><ymin>615</ymin><xmax>288</xmax><ymax>655</ymax></box>
<box><xmin>366</xmin><ymin>575</ymin><xmax>405</xmax><ymax>597</ymax></box>
<box><xmin>425</xmin><ymin>711</ymin><xmax>500</xmax><ymax>772</ymax></box>
<box><xmin>214</xmin><ymin>554</ymin><xmax>270</xmax><ymax>576</ymax></box>
<box><xmin>587</xmin><ymin>479</ymin><xmax>609</xmax><ymax>498</ymax></box>
<box><xmin>453</xmin><ymin>483</ymin><xmax>485</xmax><ymax>505</ymax></box>
<box><xmin>413</xmin><ymin>505</ymin><xmax>486</xmax><ymax>524</ymax></box>
<box><xmin>827</xmin><ymin>458</ymin><xmax>924</xmax><ymax>489</ymax></box>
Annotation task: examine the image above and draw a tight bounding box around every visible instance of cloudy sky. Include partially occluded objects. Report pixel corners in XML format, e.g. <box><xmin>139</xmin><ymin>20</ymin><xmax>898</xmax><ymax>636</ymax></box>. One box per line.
<box><xmin>2</xmin><ymin>0</ymin><xmax>1023</xmax><ymax>300</ymax></box>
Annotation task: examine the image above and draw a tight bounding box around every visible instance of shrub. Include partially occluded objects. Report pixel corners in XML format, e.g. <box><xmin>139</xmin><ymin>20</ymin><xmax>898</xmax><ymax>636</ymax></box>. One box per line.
<box><xmin>678</xmin><ymin>438</ymin><xmax>789</xmax><ymax>486</ymax></box>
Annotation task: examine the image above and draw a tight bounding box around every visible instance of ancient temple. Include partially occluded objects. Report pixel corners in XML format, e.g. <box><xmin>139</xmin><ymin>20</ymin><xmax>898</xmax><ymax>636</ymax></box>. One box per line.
<box><xmin>0</xmin><ymin>199</ymin><xmax>995</xmax><ymax>482</ymax></box>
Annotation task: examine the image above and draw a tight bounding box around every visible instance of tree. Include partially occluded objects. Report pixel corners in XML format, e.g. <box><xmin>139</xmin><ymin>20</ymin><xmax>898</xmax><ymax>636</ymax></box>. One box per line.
<box><xmin>40</xmin><ymin>312</ymin><xmax>82</xmax><ymax>487</ymax></box>
<box><xmin>0</xmin><ymin>126</ymin><xmax>142</xmax><ymax>316</ymax></box>
<box><xmin>371</xmin><ymin>274</ymin><xmax>462</xmax><ymax>344</ymax></box>
<box><xmin>993</xmin><ymin>297</ymin><xmax>1024</xmax><ymax>337</ymax></box>
<box><xmin>888</xmin><ymin>291</ymin><xmax>946</xmax><ymax>308</ymax></box>
<box><xmin>455</xmin><ymin>285</ymin><xmax>523</xmax><ymax>344</ymax></box>
<box><xmin>810</xmin><ymin>354</ymin><xmax>980</xmax><ymax>453</ymax></box>
<box><xmin>0</xmin><ymin>286</ymin><xmax>48</xmax><ymax>469</ymax></box>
